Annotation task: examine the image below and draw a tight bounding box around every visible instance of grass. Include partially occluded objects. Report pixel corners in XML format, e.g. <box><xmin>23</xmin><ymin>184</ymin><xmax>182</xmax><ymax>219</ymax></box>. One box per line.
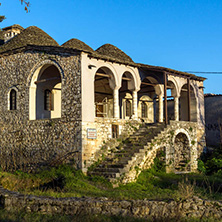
<box><xmin>0</xmin><ymin>164</ymin><xmax>221</xmax><ymax>201</ymax></box>
<box><xmin>0</xmin><ymin>162</ymin><xmax>221</xmax><ymax>221</ymax></box>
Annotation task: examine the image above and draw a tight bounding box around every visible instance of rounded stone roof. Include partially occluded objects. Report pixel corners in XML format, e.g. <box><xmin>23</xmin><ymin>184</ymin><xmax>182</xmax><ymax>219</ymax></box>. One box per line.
<box><xmin>96</xmin><ymin>43</ymin><xmax>134</xmax><ymax>63</ymax></box>
<box><xmin>0</xmin><ymin>26</ymin><xmax>59</xmax><ymax>53</ymax></box>
<box><xmin>62</xmin><ymin>38</ymin><xmax>94</xmax><ymax>53</ymax></box>
<box><xmin>2</xmin><ymin>24</ymin><xmax>24</xmax><ymax>31</ymax></box>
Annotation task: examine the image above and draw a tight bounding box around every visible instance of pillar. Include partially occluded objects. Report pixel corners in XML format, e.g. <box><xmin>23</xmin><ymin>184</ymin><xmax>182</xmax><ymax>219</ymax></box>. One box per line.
<box><xmin>174</xmin><ymin>96</ymin><xmax>179</xmax><ymax>121</ymax></box>
<box><xmin>187</xmin><ymin>78</ymin><xmax>191</xmax><ymax>121</ymax></box>
<box><xmin>132</xmin><ymin>90</ymin><xmax>138</xmax><ymax>119</ymax></box>
<box><xmin>113</xmin><ymin>88</ymin><xmax>119</xmax><ymax>118</ymax></box>
<box><xmin>158</xmin><ymin>94</ymin><xmax>163</xmax><ymax>123</ymax></box>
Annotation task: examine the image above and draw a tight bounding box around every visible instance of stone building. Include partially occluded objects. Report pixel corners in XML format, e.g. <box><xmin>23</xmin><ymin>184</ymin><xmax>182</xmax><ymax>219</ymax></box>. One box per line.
<box><xmin>204</xmin><ymin>94</ymin><xmax>222</xmax><ymax>147</ymax></box>
<box><xmin>0</xmin><ymin>24</ymin><xmax>205</xmax><ymax>182</ymax></box>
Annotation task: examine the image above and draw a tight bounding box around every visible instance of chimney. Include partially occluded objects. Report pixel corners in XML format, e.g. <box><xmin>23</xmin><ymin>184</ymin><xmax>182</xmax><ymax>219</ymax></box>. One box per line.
<box><xmin>2</xmin><ymin>24</ymin><xmax>24</xmax><ymax>43</ymax></box>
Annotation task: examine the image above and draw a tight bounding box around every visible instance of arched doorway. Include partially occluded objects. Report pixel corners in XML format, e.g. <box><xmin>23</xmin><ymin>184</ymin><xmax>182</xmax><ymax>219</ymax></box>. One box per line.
<box><xmin>138</xmin><ymin>76</ymin><xmax>162</xmax><ymax>123</ymax></box>
<box><xmin>94</xmin><ymin>67</ymin><xmax>115</xmax><ymax>118</ymax></box>
<box><xmin>30</xmin><ymin>64</ymin><xmax>62</xmax><ymax>120</ymax></box>
<box><xmin>174</xmin><ymin>133</ymin><xmax>191</xmax><ymax>171</ymax></box>
<box><xmin>179</xmin><ymin>84</ymin><xmax>197</xmax><ymax>122</ymax></box>
<box><xmin>167</xmin><ymin>80</ymin><xmax>179</xmax><ymax>121</ymax></box>
<box><xmin>138</xmin><ymin>95</ymin><xmax>153</xmax><ymax>122</ymax></box>
<box><xmin>119</xmin><ymin>72</ymin><xmax>135</xmax><ymax>119</ymax></box>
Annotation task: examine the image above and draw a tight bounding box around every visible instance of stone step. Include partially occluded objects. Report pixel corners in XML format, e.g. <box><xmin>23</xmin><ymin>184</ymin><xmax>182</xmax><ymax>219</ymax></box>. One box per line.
<box><xmin>94</xmin><ymin>167</ymin><xmax>120</xmax><ymax>173</ymax></box>
<box><xmin>89</xmin><ymin>123</ymin><xmax>167</xmax><ymax>181</ymax></box>
<box><xmin>90</xmin><ymin>171</ymin><xmax>119</xmax><ymax>178</ymax></box>
<box><xmin>98</xmin><ymin>163</ymin><xmax>125</xmax><ymax>168</ymax></box>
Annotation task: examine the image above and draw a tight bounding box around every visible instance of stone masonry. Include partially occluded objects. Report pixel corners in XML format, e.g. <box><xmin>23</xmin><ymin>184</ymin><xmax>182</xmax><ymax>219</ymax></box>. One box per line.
<box><xmin>0</xmin><ymin>187</ymin><xmax>221</xmax><ymax>219</ymax></box>
<box><xmin>0</xmin><ymin>50</ymin><xmax>82</xmax><ymax>171</ymax></box>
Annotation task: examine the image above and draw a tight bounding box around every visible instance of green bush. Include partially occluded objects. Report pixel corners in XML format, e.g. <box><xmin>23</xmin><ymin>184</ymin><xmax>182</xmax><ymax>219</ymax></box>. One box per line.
<box><xmin>197</xmin><ymin>159</ymin><xmax>206</xmax><ymax>174</ymax></box>
<box><xmin>200</xmin><ymin>146</ymin><xmax>222</xmax><ymax>175</ymax></box>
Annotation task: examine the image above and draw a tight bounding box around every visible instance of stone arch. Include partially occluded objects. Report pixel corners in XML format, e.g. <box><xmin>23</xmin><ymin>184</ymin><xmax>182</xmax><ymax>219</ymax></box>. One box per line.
<box><xmin>27</xmin><ymin>59</ymin><xmax>64</xmax><ymax>88</ymax></box>
<box><xmin>172</xmin><ymin>130</ymin><xmax>191</xmax><ymax>172</ymax></box>
<box><xmin>119</xmin><ymin>71</ymin><xmax>138</xmax><ymax>119</ymax></box>
<box><xmin>167</xmin><ymin>75</ymin><xmax>179</xmax><ymax>98</ymax></box>
<box><xmin>120</xmin><ymin>68</ymin><xmax>140</xmax><ymax>91</ymax></box>
<box><xmin>29</xmin><ymin>60</ymin><xmax>63</xmax><ymax>120</ymax></box>
<box><xmin>179</xmin><ymin>83</ymin><xmax>197</xmax><ymax>122</ymax></box>
<box><xmin>138</xmin><ymin>75</ymin><xmax>163</xmax><ymax>123</ymax></box>
<box><xmin>93</xmin><ymin>65</ymin><xmax>118</xmax><ymax>90</ymax></box>
<box><xmin>166</xmin><ymin>79</ymin><xmax>179</xmax><ymax>121</ymax></box>
<box><xmin>94</xmin><ymin>66</ymin><xmax>117</xmax><ymax>118</ymax></box>
<box><xmin>120</xmin><ymin>71</ymin><xmax>136</xmax><ymax>91</ymax></box>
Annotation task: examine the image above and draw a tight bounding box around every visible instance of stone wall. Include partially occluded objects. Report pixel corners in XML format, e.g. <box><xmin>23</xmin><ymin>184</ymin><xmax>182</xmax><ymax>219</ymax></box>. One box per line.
<box><xmin>205</xmin><ymin>94</ymin><xmax>222</xmax><ymax>147</ymax></box>
<box><xmin>0</xmin><ymin>50</ymin><xmax>82</xmax><ymax>170</ymax></box>
<box><xmin>0</xmin><ymin>187</ymin><xmax>221</xmax><ymax>219</ymax></box>
<box><xmin>82</xmin><ymin>118</ymin><xmax>140</xmax><ymax>172</ymax></box>
<box><xmin>119</xmin><ymin>121</ymin><xmax>201</xmax><ymax>184</ymax></box>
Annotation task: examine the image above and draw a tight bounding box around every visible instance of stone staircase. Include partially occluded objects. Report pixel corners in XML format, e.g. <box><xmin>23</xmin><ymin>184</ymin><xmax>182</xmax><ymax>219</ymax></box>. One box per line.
<box><xmin>88</xmin><ymin>123</ymin><xmax>166</xmax><ymax>182</ymax></box>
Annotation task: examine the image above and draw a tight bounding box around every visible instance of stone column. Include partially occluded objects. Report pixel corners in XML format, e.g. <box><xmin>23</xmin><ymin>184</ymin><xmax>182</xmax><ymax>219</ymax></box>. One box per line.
<box><xmin>174</xmin><ymin>96</ymin><xmax>179</xmax><ymax>121</ymax></box>
<box><xmin>132</xmin><ymin>90</ymin><xmax>138</xmax><ymax>119</ymax></box>
<box><xmin>158</xmin><ymin>94</ymin><xmax>163</xmax><ymax>123</ymax></box>
<box><xmin>113</xmin><ymin>88</ymin><xmax>119</xmax><ymax>118</ymax></box>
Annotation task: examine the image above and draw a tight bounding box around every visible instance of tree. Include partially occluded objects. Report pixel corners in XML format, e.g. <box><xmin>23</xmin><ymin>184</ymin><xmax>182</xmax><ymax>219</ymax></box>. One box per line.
<box><xmin>19</xmin><ymin>0</ymin><xmax>30</xmax><ymax>13</ymax></box>
<box><xmin>0</xmin><ymin>0</ymin><xmax>30</xmax><ymax>22</ymax></box>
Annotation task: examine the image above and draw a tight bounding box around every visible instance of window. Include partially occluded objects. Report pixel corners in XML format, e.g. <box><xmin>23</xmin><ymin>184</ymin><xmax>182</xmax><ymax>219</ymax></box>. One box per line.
<box><xmin>10</xmin><ymin>89</ymin><xmax>17</xmax><ymax>110</ymax></box>
<box><xmin>126</xmin><ymin>99</ymin><xmax>131</xmax><ymax>117</ymax></box>
<box><xmin>112</xmin><ymin>124</ymin><xmax>119</xmax><ymax>138</ymax></box>
<box><xmin>141</xmin><ymin>101</ymin><xmax>148</xmax><ymax>118</ymax></box>
<box><xmin>44</xmin><ymin>89</ymin><xmax>53</xmax><ymax>111</ymax></box>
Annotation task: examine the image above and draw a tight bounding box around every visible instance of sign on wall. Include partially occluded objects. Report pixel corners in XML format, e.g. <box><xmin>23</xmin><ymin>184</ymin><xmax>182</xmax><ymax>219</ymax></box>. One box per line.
<box><xmin>87</xmin><ymin>128</ymin><xmax>97</xmax><ymax>139</ymax></box>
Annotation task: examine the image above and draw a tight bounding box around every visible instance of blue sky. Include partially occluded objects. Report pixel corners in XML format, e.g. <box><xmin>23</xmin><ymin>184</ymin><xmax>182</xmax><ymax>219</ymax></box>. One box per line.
<box><xmin>1</xmin><ymin>0</ymin><xmax>222</xmax><ymax>94</ymax></box>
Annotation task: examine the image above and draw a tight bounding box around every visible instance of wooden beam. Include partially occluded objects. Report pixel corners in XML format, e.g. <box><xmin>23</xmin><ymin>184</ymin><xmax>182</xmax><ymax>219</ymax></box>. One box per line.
<box><xmin>96</xmin><ymin>73</ymin><xmax>131</xmax><ymax>81</ymax></box>
<box><xmin>164</xmin><ymin>72</ymin><xmax>168</xmax><ymax>124</ymax></box>
<box><xmin>187</xmin><ymin>78</ymin><xmax>191</xmax><ymax>121</ymax></box>
<box><xmin>141</xmin><ymin>82</ymin><xmax>157</xmax><ymax>86</ymax></box>
<box><xmin>122</xmin><ymin>77</ymin><xmax>132</xmax><ymax>81</ymax></box>
<box><xmin>35</xmin><ymin>77</ymin><xmax>60</xmax><ymax>84</ymax></box>
<box><xmin>95</xmin><ymin>91</ymin><xmax>112</xmax><ymax>96</ymax></box>
<box><xmin>96</xmin><ymin>73</ymin><xmax>110</xmax><ymax>78</ymax></box>
<box><xmin>138</xmin><ymin>90</ymin><xmax>156</xmax><ymax>94</ymax></box>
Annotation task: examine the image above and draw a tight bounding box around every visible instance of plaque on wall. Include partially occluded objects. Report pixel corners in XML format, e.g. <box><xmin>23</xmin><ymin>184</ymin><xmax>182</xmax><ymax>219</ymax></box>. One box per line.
<box><xmin>87</xmin><ymin>128</ymin><xmax>97</xmax><ymax>139</ymax></box>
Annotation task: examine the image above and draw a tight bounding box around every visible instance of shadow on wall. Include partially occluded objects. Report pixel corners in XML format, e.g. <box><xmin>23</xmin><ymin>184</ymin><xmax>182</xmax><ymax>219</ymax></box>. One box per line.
<box><xmin>205</xmin><ymin>95</ymin><xmax>222</xmax><ymax>147</ymax></box>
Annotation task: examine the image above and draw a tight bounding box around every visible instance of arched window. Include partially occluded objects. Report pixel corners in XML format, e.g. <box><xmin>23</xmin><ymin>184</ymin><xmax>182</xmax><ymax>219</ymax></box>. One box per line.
<box><xmin>10</xmin><ymin>89</ymin><xmax>17</xmax><ymax>110</ymax></box>
<box><xmin>141</xmin><ymin>101</ymin><xmax>148</xmax><ymax>118</ymax></box>
<box><xmin>44</xmin><ymin>89</ymin><xmax>53</xmax><ymax>111</ymax></box>
<box><xmin>126</xmin><ymin>99</ymin><xmax>131</xmax><ymax>117</ymax></box>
